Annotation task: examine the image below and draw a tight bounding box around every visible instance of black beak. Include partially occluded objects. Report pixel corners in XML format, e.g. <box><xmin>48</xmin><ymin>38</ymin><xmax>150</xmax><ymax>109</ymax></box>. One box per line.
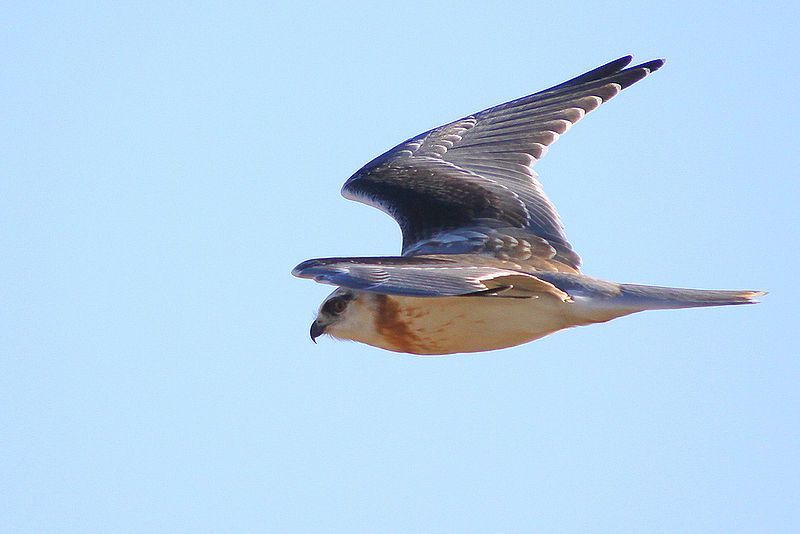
<box><xmin>310</xmin><ymin>320</ymin><xmax>325</xmax><ymax>344</ymax></box>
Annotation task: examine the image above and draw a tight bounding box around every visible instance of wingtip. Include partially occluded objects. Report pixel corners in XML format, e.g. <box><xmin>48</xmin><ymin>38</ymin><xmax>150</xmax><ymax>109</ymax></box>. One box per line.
<box><xmin>292</xmin><ymin>258</ymin><xmax>352</xmax><ymax>282</ymax></box>
<box><xmin>611</xmin><ymin>54</ymin><xmax>635</xmax><ymax>69</ymax></box>
<box><xmin>635</xmin><ymin>58</ymin><xmax>666</xmax><ymax>73</ymax></box>
<box><xmin>611</xmin><ymin>57</ymin><xmax>666</xmax><ymax>89</ymax></box>
<box><xmin>291</xmin><ymin>259</ymin><xmax>315</xmax><ymax>278</ymax></box>
<box><xmin>543</xmin><ymin>54</ymin><xmax>666</xmax><ymax>95</ymax></box>
<box><xmin>598</xmin><ymin>55</ymin><xmax>666</xmax><ymax>75</ymax></box>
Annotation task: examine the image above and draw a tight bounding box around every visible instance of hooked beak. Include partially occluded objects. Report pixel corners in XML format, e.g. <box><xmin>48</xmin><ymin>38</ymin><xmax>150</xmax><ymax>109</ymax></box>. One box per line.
<box><xmin>310</xmin><ymin>319</ymin><xmax>326</xmax><ymax>344</ymax></box>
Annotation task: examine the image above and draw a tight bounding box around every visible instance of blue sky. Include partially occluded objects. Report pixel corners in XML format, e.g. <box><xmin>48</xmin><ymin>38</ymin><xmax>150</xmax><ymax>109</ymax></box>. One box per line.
<box><xmin>2</xmin><ymin>2</ymin><xmax>798</xmax><ymax>532</ymax></box>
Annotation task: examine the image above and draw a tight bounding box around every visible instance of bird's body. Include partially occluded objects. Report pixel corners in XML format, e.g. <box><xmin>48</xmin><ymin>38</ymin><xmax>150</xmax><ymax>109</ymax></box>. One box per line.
<box><xmin>328</xmin><ymin>291</ymin><xmax>577</xmax><ymax>355</ymax></box>
<box><xmin>312</xmin><ymin>269</ymin><xmax>762</xmax><ymax>355</ymax></box>
<box><xmin>293</xmin><ymin>56</ymin><xmax>764</xmax><ymax>355</ymax></box>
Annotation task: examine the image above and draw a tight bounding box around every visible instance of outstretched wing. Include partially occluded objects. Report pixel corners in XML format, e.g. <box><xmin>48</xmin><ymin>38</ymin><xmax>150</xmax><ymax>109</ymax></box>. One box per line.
<box><xmin>342</xmin><ymin>56</ymin><xmax>664</xmax><ymax>272</ymax></box>
<box><xmin>292</xmin><ymin>256</ymin><xmax>569</xmax><ymax>300</ymax></box>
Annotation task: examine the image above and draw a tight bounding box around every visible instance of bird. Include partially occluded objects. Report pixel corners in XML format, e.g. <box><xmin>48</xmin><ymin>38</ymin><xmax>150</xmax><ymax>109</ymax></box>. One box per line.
<box><xmin>291</xmin><ymin>55</ymin><xmax>765</xmax><ymax>355</ymax></box>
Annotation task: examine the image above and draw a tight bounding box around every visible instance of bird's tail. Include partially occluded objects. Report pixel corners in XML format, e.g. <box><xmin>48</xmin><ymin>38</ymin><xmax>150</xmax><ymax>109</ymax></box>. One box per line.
<box><xmin>534</xmin><ymin>272</ymin><xmax>765</xmax><ymax>322</ymax></box>
<box><xmin>614</xmin><ymin>283</ymin><xmax>766</xmax><ymax>310</ymax></box>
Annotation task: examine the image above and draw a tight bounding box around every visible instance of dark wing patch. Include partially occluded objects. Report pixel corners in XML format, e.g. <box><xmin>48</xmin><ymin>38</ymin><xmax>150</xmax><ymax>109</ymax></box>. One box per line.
<box><xmin>342</xmin><ymin>56</ymin><xmax>664</xmax><ymax>271</ymax></box>
<box><xmin>292</xmin><ymin>256</ymin><xmax>567</xmax><ymax>299</ymax></box>
<box><xmin>342</xmin><ymin>158</ymin><xmax>530</xmax><ymax>249</ymax></box>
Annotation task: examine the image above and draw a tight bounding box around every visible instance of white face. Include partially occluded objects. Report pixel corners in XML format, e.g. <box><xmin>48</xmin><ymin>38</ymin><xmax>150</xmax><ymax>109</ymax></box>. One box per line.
<box><xmin>309</xmin><ymin>288</ymin><xmax>384</xmax><ymax>345</ymax></box>
<box><xmin>309</xmin><ymin>287</ymin><xmax>357</xmax><ymax>342</ymax></box>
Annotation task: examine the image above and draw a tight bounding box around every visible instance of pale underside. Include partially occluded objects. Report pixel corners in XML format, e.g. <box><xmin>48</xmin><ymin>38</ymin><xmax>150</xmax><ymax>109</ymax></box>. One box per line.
<box><xmin>326</xmin><ymin>290</ymin><xmax>630</xmax><ymax>355</ymax></box>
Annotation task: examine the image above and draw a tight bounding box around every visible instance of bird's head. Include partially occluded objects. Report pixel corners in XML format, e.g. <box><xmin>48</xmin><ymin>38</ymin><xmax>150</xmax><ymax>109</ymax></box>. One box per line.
<box><xmin>309</xmin><ymin>287</ymin><xmax>364</xmax><ymax>343</ymax></box>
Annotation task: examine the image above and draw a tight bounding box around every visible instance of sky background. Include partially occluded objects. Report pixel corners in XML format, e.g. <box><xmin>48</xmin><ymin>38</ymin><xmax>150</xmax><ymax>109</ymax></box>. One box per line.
<box><xmin>2</xmin><ymin>2</ymin><xmax>798</xmax><ymax>532</ymax></box>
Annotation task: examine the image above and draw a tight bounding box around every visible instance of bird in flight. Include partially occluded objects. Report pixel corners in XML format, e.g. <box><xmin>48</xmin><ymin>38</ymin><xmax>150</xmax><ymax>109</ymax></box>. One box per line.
<box><xmin>292</xmin><ymin>55</ymin><xmax>764</xmax><ymax>355</ymax></box>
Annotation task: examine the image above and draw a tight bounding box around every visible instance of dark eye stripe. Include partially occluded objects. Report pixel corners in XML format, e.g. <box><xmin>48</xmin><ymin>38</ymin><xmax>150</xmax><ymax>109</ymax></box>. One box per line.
<box><xmin>322</xmin><ymin>295</ymin><xmax>351</xmax><ymax>315</ymax></box>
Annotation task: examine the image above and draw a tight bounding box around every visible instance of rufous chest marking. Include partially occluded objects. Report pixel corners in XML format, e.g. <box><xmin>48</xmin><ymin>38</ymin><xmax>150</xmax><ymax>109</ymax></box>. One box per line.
<box><xmin>374</xmin><ymin>294</ymin><xmax>424</xmax><ymax>353</ymax></box>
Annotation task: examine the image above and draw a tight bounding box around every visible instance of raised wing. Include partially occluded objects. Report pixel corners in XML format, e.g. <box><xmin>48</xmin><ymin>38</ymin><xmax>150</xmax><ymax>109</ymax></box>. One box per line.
<box><xmin>292</xmin><ymin>256</ymin><xmax>568</xmax><ymax>300</ymax></box>
<box><xmin>342</xmin><ymin>56</ymin><xmax>664</xmax><ymax>272</ymax></box>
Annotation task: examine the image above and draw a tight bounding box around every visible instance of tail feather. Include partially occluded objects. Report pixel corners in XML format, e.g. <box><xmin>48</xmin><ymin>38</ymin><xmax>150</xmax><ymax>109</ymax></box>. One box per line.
<box><xmin>533</xmin><ymin>272</ymin><xmax>766</xmax><ymax>315</ymax></box>
<box><xmin>617</xmin><ymin>284</ymin><xmax>766</xmax><ymax>310</ymax></box>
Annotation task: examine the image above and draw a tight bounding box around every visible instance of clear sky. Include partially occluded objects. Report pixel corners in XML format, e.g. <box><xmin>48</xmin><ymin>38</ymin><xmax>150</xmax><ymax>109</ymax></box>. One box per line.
<box><xmin>2</xmin><ymin>2</ymin><xmax>798</xmax><ymax>532</ymax></box>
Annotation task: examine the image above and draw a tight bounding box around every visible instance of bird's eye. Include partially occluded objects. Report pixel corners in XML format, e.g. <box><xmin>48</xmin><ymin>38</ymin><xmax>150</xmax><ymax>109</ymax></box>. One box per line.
<box><xmin>326</xmin><ymin>297</ymin><xmax>348</xmax><ymax>315</ymax></box>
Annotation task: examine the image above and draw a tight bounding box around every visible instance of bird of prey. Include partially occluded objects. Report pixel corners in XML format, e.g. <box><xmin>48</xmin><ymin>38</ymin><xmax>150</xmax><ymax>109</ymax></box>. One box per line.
<box><xmin>292</xmin><ymin>55</ymin><xmax>764</xmax><ymax>355</ymax></box>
